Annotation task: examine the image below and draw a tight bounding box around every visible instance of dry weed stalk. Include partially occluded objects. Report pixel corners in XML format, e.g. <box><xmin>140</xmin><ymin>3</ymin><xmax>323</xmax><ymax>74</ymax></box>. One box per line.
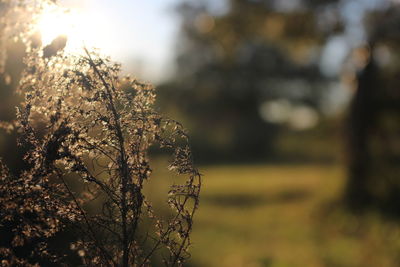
<box><xmin>0</xmin><ymin>1</ymin><xmax>201</xmax><ymax>266</ymax></box>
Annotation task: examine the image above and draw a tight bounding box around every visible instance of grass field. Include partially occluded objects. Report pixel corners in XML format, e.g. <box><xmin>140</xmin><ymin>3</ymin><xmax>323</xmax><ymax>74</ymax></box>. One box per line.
<box><xmin>182</xmin><ymin>164</ymin><xmax>400</xmax><ymax>267</ymax></box>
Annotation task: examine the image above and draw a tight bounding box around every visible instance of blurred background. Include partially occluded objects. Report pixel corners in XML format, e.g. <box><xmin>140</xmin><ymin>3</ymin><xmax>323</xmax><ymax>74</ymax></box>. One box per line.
<box><xmin>1</xmin><ymin>0</ymin><xmax>400</xmax><ymax>266</ymax></box>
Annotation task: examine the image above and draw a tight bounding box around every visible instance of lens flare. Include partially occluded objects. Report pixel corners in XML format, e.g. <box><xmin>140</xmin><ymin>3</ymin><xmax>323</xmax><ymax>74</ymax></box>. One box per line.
<box><xmin>36</xmin><ymin>4</ymin><xmax>111</xmax><ymax>54</ymax></box>
<box><xmin>37</xmin><ymin>6</ymin><xmax>79</xmax><ymax>46</ymax></box>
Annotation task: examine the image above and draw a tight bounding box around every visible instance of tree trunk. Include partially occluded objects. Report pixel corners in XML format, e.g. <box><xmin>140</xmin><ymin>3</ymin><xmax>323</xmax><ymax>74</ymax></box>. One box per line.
<box><xmin>344</xmin><ymin>47</ymin><xmax>377</xmax><ymax>211</ymax></box>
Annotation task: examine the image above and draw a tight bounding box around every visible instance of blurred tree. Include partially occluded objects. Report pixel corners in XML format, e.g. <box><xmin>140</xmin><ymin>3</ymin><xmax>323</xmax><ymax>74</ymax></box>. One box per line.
<box><xmin>166</xmin><ymin>0</ymin><xmax>400</xmax><ymax>214</ymax></box>
<box><xmin>0</xmin><ymin>40</ymin><xmax>27</xmax><ymax>174</ymax></box>
<box><xmin>159</xmin><ymin>0</ymin><xmax>342</xmax><ymax>162</ymax></box>
<box><xmin>0</xmin><ymin>0</ymin><xmax>44</xmax><ymax>174</ymax></box>
<box><xmin>344</xmin><ymin>5</ymin><xmax>400</xmax><ymax>214</ymax></box>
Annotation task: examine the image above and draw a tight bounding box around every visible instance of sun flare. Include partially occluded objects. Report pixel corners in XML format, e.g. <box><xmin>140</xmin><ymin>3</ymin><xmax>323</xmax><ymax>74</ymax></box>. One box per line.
<box><xmin>36</xmin><ymin>4</ymin><xmax>109</xmax><ymax>54</ymax></box>
<box><xmin>35</xmin><ymin>3</ymin><xmax>121</xmax><ymax>58</ymax></box>
<box><xmin>37</xmin><ymin>6</ymin><xmax>80</xmax><ymax>46</ymax></box>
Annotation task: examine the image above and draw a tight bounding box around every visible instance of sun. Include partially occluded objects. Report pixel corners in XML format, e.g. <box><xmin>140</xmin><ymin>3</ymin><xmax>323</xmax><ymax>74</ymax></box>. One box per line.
<box><xmin>37</xmin><ymin>6</ymin><xmax>75</xmax><ymax>45</ymax></box>
<box><xmin>36</xmin><ymin>4</ymin><xmax>92</xmax><ymax>53</ymax></box>
<box><xmin>35</xmin><ymin>3</ymin><xmax>120</xmax><ymax>58</ymax></box>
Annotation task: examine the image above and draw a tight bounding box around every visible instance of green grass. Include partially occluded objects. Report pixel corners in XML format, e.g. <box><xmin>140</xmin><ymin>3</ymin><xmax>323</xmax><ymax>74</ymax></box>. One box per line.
<box><xmin>182</xmin><ymin>164</ymin><xmax>400</xmax><ymax>267</ymax></box>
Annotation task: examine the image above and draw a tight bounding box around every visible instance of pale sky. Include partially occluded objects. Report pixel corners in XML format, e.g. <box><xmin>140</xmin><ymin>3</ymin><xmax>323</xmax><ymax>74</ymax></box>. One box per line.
<box><xmin>60</xmin><ymin>0</ymin><xmax>182</xmax><ymax>84</ymax></box>
<box><xmin>57</xmin><ymin>0</ymin><xmax>390</xmax><ymax>85</ymax></box>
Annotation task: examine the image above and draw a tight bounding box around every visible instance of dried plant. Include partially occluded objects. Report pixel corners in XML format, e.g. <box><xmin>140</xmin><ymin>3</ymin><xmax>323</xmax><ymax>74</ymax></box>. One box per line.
<box><xmin>0</xmin><ymin>0</ymin><xmax>48</xmax><ymax>72</ymax></box>
<box><xmin>0</xmin><ymin>1</ymin><xmax>201</xmax><ymax>266</ymax></box>
<box><xmin>0</xmin><ymin>155</ymin><xmax>72</xmax><ymax>266</ymax></box>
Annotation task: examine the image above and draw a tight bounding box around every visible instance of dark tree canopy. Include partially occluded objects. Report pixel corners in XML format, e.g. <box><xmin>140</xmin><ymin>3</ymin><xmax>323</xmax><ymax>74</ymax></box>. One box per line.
<box><xmin>159</xmin><ymin>0</ymin><xmax>339</xmax><ymax>161</ymax></box>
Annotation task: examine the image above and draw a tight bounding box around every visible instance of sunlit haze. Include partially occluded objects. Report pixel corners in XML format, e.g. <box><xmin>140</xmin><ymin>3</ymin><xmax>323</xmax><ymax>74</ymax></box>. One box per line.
<box><xmin>37</xmin><ymin>5</ymin><xmax>90</xmax><ymax>49</ymax></box>
<box><xmin>42</xmin><ymin>0</ymin><xmax>182</xmax><ymax>84</ymax></box>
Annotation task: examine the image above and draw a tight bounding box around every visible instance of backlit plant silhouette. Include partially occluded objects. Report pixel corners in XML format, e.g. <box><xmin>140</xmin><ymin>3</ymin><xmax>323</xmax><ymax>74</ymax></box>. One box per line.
<box><xmin>0</xmin><ymin>1</ymin><xmax>201</xmax><ymax>266</ymax></box>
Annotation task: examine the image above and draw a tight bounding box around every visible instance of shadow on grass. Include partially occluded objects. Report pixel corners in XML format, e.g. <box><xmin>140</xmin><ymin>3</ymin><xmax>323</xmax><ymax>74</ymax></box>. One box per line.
<box><xmin>202</xmin><ymin>189</ymin><xmax>312</xmax><ymax>208</ymax></box>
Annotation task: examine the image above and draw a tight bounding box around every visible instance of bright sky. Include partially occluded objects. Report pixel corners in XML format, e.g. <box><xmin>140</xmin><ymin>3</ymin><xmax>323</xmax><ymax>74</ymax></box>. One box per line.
<box><xmin>58</xmin><ymin>0</ymin><xmax>181</xmax><ymax>84</ymax></box>
<box><xmin>52</xmin><ymin>0</ymin><xmax>389</xmax><ymax>85</ymax></box>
